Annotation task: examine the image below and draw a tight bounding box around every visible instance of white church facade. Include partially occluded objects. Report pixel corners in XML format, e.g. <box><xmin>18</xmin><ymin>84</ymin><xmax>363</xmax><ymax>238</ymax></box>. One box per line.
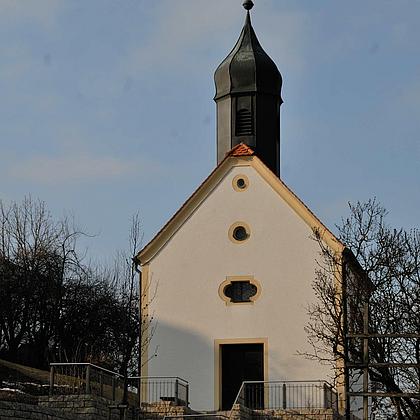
<box><xmin>136</xmin><ymin>1</ymin><xmax>363</xmax><ymax>416</ymax></box>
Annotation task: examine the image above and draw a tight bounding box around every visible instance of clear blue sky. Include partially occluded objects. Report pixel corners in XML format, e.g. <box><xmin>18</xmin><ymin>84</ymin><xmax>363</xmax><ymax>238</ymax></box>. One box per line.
<box><xmin>1</xmin><ymin>0</ymin><xmax>419</xmax><ymax>260</ymax></box>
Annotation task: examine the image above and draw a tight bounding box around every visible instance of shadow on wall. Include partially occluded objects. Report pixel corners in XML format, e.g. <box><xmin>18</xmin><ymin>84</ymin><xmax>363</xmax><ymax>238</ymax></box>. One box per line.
<box><xmin>147</xmin><ymin>320</ymin><xmax>215</xmax><ymax>411</ymax></box>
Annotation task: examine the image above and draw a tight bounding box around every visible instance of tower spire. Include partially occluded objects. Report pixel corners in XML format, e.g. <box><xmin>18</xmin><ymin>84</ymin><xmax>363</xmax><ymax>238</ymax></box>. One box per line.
<box><xmin>214</xmin><ymin>0</ymin><xmax>283</xmax><ymax>176</ymax></box>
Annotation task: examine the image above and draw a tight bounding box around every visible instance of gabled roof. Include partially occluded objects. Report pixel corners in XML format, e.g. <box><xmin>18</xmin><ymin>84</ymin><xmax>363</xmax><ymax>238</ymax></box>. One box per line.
<box><xmin>137</xmin><ymin>145</ymin><xmax>345</xmax><ymax>265</ymax></box>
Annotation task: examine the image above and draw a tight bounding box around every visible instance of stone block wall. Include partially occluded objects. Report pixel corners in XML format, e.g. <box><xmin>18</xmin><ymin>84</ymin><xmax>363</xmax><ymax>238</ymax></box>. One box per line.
<box><xmin>0</xmin><ymin>393</ymin><xmax>196</xmax><ymax>420</ymax></box>
<box><xmin>140</xmin><ymin>400</ymin><xmax>196</xmax><ymax>418</ymax></box>
<box><xmin>0</xmin><ymin>396</ymin><xmax>363</xmax><ymax>420</ymax></box>
<box><xmin>230</xmin><ymin>403</ymin><xmax>253</xmax><ymax>420</ymax></box>
<box><xmin>230</xmin><ymin>405</ymin><xmax>345</xmax><ymax>420</ymax></box>
<box><xmin>39</xmin><ymin>394</ymin><xmax>121</xmax><ymax>420</ymax></box>
<box><xmin>0</xmin><ymin>400</ymin><xmax>75</xmax><ymax>420</ymax></box>
<box><xmin>261</xmin><ymin>408</ymin><xmax>336</xmax><ymax>419</ymax></box>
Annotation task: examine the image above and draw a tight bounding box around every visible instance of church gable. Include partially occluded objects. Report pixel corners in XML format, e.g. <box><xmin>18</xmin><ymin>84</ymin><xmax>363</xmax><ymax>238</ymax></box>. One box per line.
<box><xmin>137</xmin><ymin>149</ymin><xmax>343</xmax><ymax>266</ymax></box>
<box><xmin>141</xmin><ymin>152</ymin><xmax>343</xmax><ymax>407</ymax></box>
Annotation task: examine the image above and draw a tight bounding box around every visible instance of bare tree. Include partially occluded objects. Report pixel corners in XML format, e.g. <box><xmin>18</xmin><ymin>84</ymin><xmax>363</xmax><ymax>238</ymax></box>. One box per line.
<box><xmin>306</xmin><ymin>199</ymin><xmax>420</xmax><ymax>419</ymax></box>
<box><xmin>0</xmin><ymin>197</ymin><xmax>127</xmax><ymax>369</ymax></box>
<box><xmin>0</xmin><ymin>198</ymin><xmax>156</xmax><ymax>415</ymax></box>
<box><xmin>103</xmin><ymin>213</ymin><xmax>156</xmax><ymax>408</ymax></box>
<box><xmin>57</xmin><ymin>267</ymin><xmax>118</xmax><ymax>365</ymax></box>
<box><xmin>0</xmin><ymin>197</ymin><xmax>85</xmax><ymax>367</ymax></box>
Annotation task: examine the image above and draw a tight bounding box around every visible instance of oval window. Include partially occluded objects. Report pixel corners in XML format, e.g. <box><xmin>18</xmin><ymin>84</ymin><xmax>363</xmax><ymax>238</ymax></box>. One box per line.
<box><xmin>224</xmin><ymin>281</ymin><xmax>257</xmax><ymax>303</ymax></box>
<box><xmin>218</xmin><ymin>276</ymin><xmax>261</xmax><ymax>305</ymax></box>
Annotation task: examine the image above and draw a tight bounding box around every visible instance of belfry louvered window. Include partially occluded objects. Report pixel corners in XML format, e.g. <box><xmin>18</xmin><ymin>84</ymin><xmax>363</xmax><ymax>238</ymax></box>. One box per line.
<box><xmin>236</xmin><ymin>108</ymin><xmax>254</xmax><ymax>136</ymax></box>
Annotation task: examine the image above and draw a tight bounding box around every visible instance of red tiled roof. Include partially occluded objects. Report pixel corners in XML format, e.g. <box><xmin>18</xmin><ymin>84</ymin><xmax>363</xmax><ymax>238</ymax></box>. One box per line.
<box><xmin>227</xmin><ymin>143</ymin><xmax>255</xmax><ymax>157</ymax></box>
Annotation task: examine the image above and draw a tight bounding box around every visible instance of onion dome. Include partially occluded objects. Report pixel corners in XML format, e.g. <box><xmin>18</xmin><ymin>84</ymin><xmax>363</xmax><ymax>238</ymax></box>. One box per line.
<box><xmin>214</xmin><ymin>1</ymin><xmax>283</xmax><ymax>177</ymax></box>
<box><xmin>214</xmin><ymin>1</ymin><xmax>282</xmax><ymax>102</ymax></box>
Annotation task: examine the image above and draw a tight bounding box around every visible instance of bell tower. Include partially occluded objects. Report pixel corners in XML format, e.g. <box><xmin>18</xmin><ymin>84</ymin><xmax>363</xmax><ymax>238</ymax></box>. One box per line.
<box><xmin>214</xmin><ymin>0</ymin><xmax>283</xmax><ymax>176</ymax></box>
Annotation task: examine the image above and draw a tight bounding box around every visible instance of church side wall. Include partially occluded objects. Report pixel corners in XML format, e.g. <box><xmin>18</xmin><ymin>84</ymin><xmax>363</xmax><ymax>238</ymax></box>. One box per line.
<box><xmin>144</xmin><ymin>164</ymin><xmax>334</xmax><ymax>411</ymax></box>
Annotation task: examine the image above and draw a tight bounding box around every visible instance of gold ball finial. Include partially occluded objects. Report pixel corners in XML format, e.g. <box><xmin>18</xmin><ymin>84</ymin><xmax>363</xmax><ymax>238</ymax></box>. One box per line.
<box><xmin>243</xmin><ymin>0</ymin><xmax>254</xmax><ymax>11</ymax></box>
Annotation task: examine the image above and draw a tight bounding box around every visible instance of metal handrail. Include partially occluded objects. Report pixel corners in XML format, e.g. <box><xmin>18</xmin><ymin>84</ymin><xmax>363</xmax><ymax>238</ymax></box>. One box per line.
<box><xmin>232</xmin><ymin>380</ymin><xmax>335</xmax><ymax>406</ymax></box>
<box><xmin>50</xmin><ymin>362</ymin><xmax>123</xmax><ymax>378</ymax></box>
<box><xmin>231</xmin><ymin>379</ymin><xmax>338</xmax><ymax>413</ymax></box>
<box><xmin>50</xmin><ymin>365</ymin><xmax>189</xmax><ymax>384</ymax></box>
<box><xmin>234</xmin><ymin>379</ymin><xmax>335</xmax><ymax>385</ymax></box>
<box><xmin>132</xmin><ymin>376</ymin><xmax>190</xmax><ymax>407</ymax></box>
<box><xmin>49</xmin><ymin>363</ymin><xmax>189</xmax><ymax>406</ymax></box>
<box><xmin>129</xmin><ymin>376</ymin><xmax>189</xmax><ymax>384</ymax></box>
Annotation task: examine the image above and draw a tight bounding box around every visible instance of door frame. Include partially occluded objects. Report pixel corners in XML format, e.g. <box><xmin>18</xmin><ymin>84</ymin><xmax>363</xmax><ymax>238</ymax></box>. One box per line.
<box><xmin>214</xmin><ymin>338</ymin><xmax>268</xmax><ymax>411</ymax></box>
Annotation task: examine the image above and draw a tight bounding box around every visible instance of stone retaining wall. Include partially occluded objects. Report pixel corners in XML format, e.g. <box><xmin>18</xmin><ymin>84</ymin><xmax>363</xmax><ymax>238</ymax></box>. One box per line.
<box><xmin>0</xmin><ymin>394</ymin><xmax>123</xmax><ymax>420</ymax></box>
<box><xmin>230</xmin><ymin>403</ymin><xmax>253</xmax><ymax>420</ymax></box>
<box><xmin>0</xmin><ymin>400</ymin><xmax>75</xmax><ymax>420</ymax></box>
<box><xmin>39</xmin><ymin>395</ymin><xmax>121</xmax><ymax>420</ymax></box>
<box><xmin>140</xmin><ymin>400</ymin><xmax>195</xmax><ymax>418</ymax></box>
<box><xmin>0</xmin><ymin>393</ymin><xmax>196</xmax><ymax>420</ymax></box>
<box><xmin>230</xmin><ymin>404</ymin><xmax>345</xmax><ymax>420</ymax></box>
<box><xmin>2</xmin><ymin>396</ymin><xmax>357</xmax><ymax>420</ymax></box>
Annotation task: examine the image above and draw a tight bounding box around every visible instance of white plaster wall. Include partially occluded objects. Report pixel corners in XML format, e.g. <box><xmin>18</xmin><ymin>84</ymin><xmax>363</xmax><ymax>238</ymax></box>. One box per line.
<box><xmin>145</xmin><ymin>164</ymin><xmax>332</xmax><ymax>411</ymax></box>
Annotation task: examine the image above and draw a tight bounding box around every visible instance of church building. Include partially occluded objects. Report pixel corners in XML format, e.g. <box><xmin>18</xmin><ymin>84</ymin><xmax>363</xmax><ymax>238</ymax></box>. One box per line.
<box><xmin>136</xmin><ymin>1</ymin><xmax>362</xmax><ymax>416</ymax></box>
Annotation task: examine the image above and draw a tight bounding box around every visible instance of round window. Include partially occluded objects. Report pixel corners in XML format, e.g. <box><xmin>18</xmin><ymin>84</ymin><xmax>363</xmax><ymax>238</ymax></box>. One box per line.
<box><xmin>233</xmin><ymin>226</ymin><xmax>248</xmax><ymax>241</ymax></box>
<box><xmin>229</xmin><ymin>222</ymin><xmax>251</xmax><ymax>243</ymax></box>
<box><xmin>232</xmin><ymin>175</ymin><xmax>249</xmax><ymax>192</ymax></box>
<box><xmin>236</xmin><ymin>178</ymin><xmax>246</xmax><ymax>189</ymax></box>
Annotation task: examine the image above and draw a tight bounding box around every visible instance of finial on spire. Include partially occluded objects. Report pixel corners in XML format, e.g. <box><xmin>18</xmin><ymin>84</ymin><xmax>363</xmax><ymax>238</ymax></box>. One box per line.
<box><xmin>215</xmin><ymin>0</ymin><xmax>282</xmax><ymax>176</ymax></box>
<box><xmin>242</xmin><ymin>0</ymin><xmax>254</xmax><ymax>11</ymax></box>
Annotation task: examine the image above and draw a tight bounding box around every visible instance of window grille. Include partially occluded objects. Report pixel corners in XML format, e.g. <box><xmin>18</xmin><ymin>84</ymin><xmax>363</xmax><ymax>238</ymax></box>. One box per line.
<box><xmin>224</xmin><ymin>281</ymin><xmax>257</xmax><ymax>303</ymax></box>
